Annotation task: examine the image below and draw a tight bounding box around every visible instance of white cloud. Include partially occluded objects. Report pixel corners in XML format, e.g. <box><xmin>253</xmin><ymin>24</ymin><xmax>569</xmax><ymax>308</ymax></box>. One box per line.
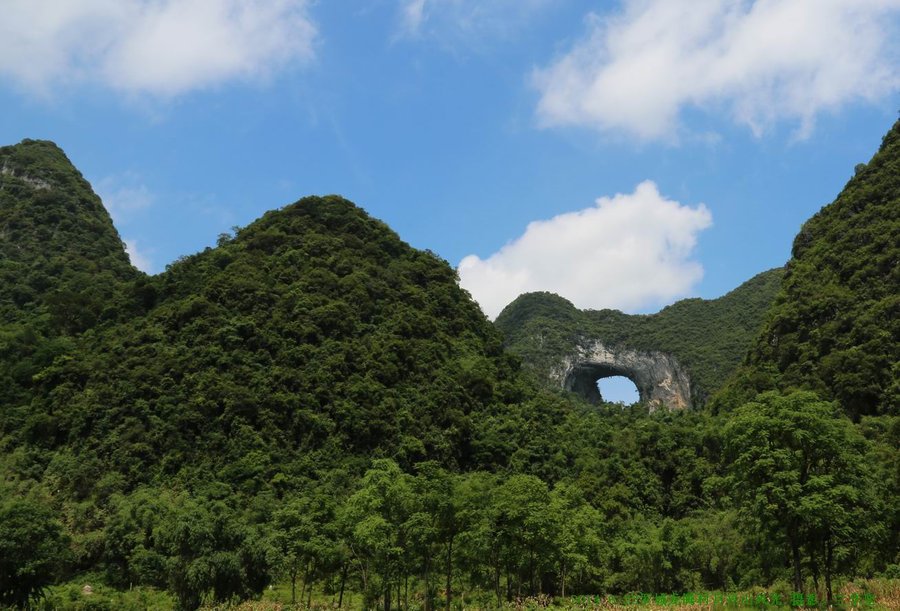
<box><xmin>398</xmin><ymin>0</ymin><xmax>552</xmax><ymax>42</ymax></box>
<box><xmin>124</xmin><ymin>239</ymin><xmax>154</xmax><ymax>273</ymax></box>
<box><xmin>534</xmin><ymin>0</ymin><xmax>900</xmax><ymax>140</ymax></box>
<box><xmin>457</xmin><ymin>181</ymin><xmax>712</xmax><ymax>319</ymax></box>
<box><xmin>0</xmin><ymin>0</ymin><xmax>316</xmax><ymax>97</ymax></box>
<box><xmin>96</xmin><ymin>174</ymin><xmax>154</xmax><ymax>225</ymax></box>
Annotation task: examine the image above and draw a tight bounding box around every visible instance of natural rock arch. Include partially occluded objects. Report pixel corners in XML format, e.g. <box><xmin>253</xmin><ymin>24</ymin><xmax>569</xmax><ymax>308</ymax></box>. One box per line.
<box><xmin>551</xmin><ymin>340</ymin><xmax>692</xmax><ymax>411</ymax></box>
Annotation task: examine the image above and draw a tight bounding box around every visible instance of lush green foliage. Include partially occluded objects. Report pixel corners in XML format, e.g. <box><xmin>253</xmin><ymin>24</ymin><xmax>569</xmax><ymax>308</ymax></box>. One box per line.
<box><xmin>724</xmin><ymin>120</ymin><xmax>900</xmax><ymax>419</ymax></box>
<box><xmin>724</xmin><ymin>391</ymin><xmax>880</xmax><ymax>603</ymax></box>
<box><xmin>495</xmin><ymin>268</ymin><xmax>783</xmax><ymax>404</ymax></box>
<box><xmin>0</xmin><ymin>140</ymin><xmax>140</xmax><ymax>439</ymax></box>
<box><xmin>0</xmin><ymin>491</ymin><xmax>68</xmax><ymax>608</ymax></box>
<box><xmin>0</xmin><ymin>137</ymin><xmax>897</xmax><ymax>610</ymax></box>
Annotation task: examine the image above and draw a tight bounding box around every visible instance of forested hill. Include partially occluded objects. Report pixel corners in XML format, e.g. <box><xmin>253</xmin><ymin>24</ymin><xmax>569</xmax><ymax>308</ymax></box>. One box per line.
<box><xmin>0</xmin><ymin>139</ymin><xmax>137</xmax><ymax>328</ymax></box>
<box><xmin>718</xmin><ymin>120</ymin><xmax>900</xmax><ymax>418</ymax></box>
<box><xmin>494</xmin><ymin>268</ymin><xmax>784</xmax><ymax>403</ymax></box>
<box><xmin>0</xmin><ymin>140</ymin><xmax>143</xmax><ymax>437</ymax></box>
<box><xmin>0</xmin><ymin>139</ymin><xmax>550</xmax><ymax>606</ymax></box>
<box><xmin>0</xmin><ymin>138</ymin><xmax>537</xmax><ymax>489</ymax></box>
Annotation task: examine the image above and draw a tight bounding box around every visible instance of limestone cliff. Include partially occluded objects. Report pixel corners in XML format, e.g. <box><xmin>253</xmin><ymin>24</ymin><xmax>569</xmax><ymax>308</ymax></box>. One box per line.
<box><xmin>554</xmin><ymin>339</ymin><xmax>692</xmax><ymax>411</ymax></box>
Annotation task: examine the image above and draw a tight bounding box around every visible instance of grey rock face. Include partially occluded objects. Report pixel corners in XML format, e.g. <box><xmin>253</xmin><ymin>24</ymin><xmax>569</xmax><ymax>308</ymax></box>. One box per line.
<box><xmin>1</xmin><ymin>162</ymin><xmax>52</xmax><ymax>190</ymax></box>
<box><xmin>550</xmin><ymin>339</ymin><xmax>692</xmax><ymax>411</ymax></box>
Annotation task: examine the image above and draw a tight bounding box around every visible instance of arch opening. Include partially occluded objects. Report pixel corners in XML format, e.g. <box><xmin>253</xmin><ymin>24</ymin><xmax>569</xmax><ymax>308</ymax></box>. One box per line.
<box><xmin>558</xmin><ymin>342</ymin><xmax>693</xmax><ymax>411</ymax></box>
<box><xmin>564</xmin><ymin>363</ymin><xmax>647</xmax><ymax>405</ymax></box>
<box><xmin>597</xmin><ymin>376</ymin><xmax>640</xmax><ymax>405</ymax></box>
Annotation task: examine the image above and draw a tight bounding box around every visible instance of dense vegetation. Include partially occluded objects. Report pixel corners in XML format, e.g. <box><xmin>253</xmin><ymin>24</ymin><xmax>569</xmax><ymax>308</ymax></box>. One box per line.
<box><xmin>718</xmin><ymin>120</ymin><xmax>900</xmax><ymax>421</ymax></box>
<box><xmin>0</xmin><ymin>132</ymin><xmax>898</xmax><ymax>610</ymax></box>
<box><xmin>495</xmin><ymin>268</ymin><xmax>783</xmax><ymax>404</ymax></box>
<box><xmin>0</xmin><ymin>140</ymin><xmax>140</xmax><ymax>424</ymax></box>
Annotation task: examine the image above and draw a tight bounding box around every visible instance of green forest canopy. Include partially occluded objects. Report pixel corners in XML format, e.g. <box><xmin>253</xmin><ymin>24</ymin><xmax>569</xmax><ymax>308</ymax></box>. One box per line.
<box><xmin>718</xmin><ymin>120</ymin><xmax>900</xmax><ymax>420</ymax></box>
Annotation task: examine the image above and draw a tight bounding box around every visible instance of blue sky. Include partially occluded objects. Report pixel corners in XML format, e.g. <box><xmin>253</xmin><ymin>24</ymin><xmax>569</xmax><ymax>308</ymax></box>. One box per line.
<box><xmin>2</xmin><ymin>1</ymin><xmax>899</xmax><ymax>402</ymax></box>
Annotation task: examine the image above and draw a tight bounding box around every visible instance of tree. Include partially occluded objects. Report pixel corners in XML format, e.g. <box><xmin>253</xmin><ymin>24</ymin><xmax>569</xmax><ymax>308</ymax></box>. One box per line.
<box><xmin>724</xmin><ymin>391</ymin><xmax>875</xmax><ymax>602</ymax></box>
<box><xmin>452</xmin><ymin>472</ymin><xmax>501</xmax><ymax>607</ymax></box>
<box><xmin>0</xmin><ymin>496</ymin><xmax>68</xmax><ymax>608</ymax></box>
<box><xmin>549</xmin><ymin>482</ymin><xmax>604</xmax><ymax>596</ymax></box>
<box><xmin>341</xmin><ymin>459</ymin><xmax>415</xmax><ymax>611</ymax></box>
<box><xmin>272</xmin><ymin>492</ymin><xmax>337</xmax><ymax>605</ymax></box>
<box><xmin>103</xmin><ymin>488</ymin><xmax>173</xmax><ymax>588</ymax></box>
<box><xmin>407</xmin><ymin>462</ymin><xmax>455</xmax><ymax>611</ymax></box>
<box><xmin>490</xmin><ymin>474</ymin><xmax>557</xmax><ymax>599</ymax></box>
<box><xmin>155</xmin><ymin>495</ymin><xmax>272</xmax><ymax>610</ymax></box>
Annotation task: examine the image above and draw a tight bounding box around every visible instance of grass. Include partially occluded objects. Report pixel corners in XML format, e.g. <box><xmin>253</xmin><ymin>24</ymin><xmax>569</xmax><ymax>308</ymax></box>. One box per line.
<box><xmin>37</xmin><ymin>580</ymin><xmax>175</xmax><ymax>610</ymax></box>
<box><xmin>28</xmin><ymin>578</ymin><xmax>899</xmax><ymax>610</ymax></box>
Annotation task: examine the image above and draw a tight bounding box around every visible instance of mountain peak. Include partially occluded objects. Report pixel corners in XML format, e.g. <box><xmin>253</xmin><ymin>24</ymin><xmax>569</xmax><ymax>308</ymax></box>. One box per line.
<box><xmin>0</xmin><ymin>139</ymin><xmax>136</xmax><ymax>328</ymax></box>
<box><xmin>1</xmin><ymin>139</ymin><xmax>81</xmax><ymax>191</ymax></box>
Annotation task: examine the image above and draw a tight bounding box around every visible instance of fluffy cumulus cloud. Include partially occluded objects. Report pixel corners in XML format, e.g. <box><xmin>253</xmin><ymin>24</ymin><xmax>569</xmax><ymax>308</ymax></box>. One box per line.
<box><xmin>534</xmin><ymin>0</ymin><xmax>900</xmax><ymax>140</ymax></box>
<box><xmin>457</xmin><ymin>181</ymin><xmax>712</xmax><ymax>319</ymax></box>
<box><xmin>399</xmin><ymin>0</ymin><xmax>551</xmax><ymax>41</ymax></box>
<box><xmin>0</xmin><ymin>0</ymin><xmax>316</xmax><ymax>97</ymax></box>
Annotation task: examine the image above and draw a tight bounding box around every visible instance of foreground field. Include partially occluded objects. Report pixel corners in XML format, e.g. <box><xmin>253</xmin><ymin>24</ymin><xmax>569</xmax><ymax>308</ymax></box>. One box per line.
<box><xmin>30</xmin><ymin>578</ymin><xmax>900</xmax><ymax>610</ymax></box>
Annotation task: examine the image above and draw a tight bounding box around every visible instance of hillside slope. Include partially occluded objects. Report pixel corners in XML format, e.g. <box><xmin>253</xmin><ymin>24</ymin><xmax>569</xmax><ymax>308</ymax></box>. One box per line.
<box><xmin>2</xmin><ymin>185</ymin><xmax>528</xmax><ymax>488</ymax></box>
<box><xmin>0</xmin><ymin>140</ymin><xmax>141</xmax><ymax>428</ymax></box>
<box><xmin>723</xmin><ymin>120</ymin><xmax>900</xmax><ymax>418</ymax></box>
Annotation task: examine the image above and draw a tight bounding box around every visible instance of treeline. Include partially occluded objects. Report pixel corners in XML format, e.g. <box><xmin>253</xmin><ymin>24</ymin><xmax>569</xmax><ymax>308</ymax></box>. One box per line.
<box><xmin>4</xmin><ymin>392</ymin><xmax>897</xmax><ymax>609</ymax></box>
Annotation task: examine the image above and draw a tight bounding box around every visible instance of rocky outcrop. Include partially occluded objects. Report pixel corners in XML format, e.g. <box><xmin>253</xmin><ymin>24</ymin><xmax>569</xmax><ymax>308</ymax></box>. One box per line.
<box><xmin>551</xmin><ymin>339</ymin><xmax>692</xmax><ymax>411</ymax></box>
<box><xmin>1</xmin><ymin>161</ymin><xmax>52</xmax><ymax>190</ymax></box>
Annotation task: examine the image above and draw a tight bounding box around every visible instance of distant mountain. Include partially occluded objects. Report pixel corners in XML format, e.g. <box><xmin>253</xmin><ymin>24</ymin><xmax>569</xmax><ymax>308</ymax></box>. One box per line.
<box><xmin>719</xmin><ymin>120</ymin><xmax>900</xmax><ymax>418</ymax></box>
<box><xmin>0</xmin><ymin>139</ymin><xmax>539</xmax><ymax>501</ymax></box>
<box><xmin>495</xmin><ymin>268</ymin><xmax>783</xmax><ymax>405</ymax></box>
<box><xmin>3</xmin><ymin>189</ymin><xmax>528</xmax><ymax>480</ymax></box>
